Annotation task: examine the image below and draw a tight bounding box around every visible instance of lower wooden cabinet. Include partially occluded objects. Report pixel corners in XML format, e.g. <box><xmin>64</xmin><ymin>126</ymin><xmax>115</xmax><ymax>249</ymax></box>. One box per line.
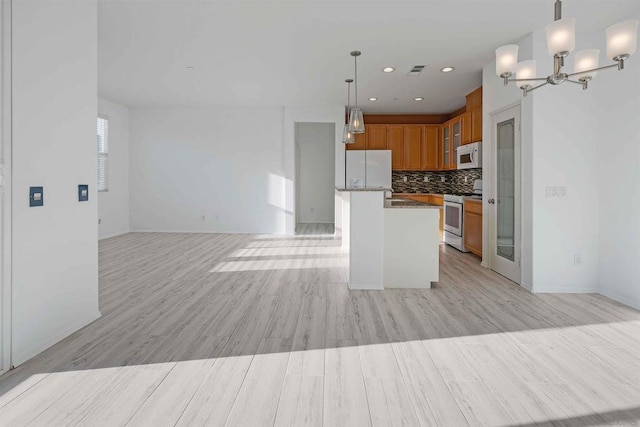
<box><xmin>463</xmin><ymin>199</ymin><xmax>482</xmax><ymax>257</ymax></box>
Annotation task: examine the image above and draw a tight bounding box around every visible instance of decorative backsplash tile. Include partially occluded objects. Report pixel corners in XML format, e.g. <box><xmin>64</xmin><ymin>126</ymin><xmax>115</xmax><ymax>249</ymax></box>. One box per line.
<box><xmin>392</xmin><ymin>168</ymin><xmax>482</xmax><ymax>194</ymax></box>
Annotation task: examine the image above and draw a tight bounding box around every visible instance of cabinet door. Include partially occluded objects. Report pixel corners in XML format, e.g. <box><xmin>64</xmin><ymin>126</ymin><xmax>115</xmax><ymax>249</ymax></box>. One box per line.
<box><xmin>471</xmin><ymin>107</ymin><xmax>482</xmax><ymax>142</ymax></box>
<box><xmin>451</xmin><ymin>118</ymin><xmax>461</xmax><ymax>169</ymax></box>
<box><xmin>366</xmin><ymin>125</ymin><xmax>388</xmax><ymax>149</ymax></box>
<box><xmin>388</xmin><ymin>126</ymin><xmax>405</xmax><ymax>170</ymax></box>
<box><xmin>421</xmin><ymin>125</ymin><xmax>439</xmax><ymax>170</ymax></box>
<box><xmin>464</xmin><ymin>210</ymin><xmax>483</xmax><ymax>257</ymax></box>
<box><xmin>462</xmin><ymin>112</ymin><xmax>472</xmax><ymax>145</ymax></box>
<box><xmin>403</xmin><ymin>125</ymin><xmax>422</xmax><ymax>170</ymax></box>
<box><xmin>346</xmin><ymin>131</ymin><xmax>366</xmax><ymax>150</ymax></box>
<box><xmin>441</xmin><ymin>123</ymin><xmax>450</xmax><ymax>170</ymax></box>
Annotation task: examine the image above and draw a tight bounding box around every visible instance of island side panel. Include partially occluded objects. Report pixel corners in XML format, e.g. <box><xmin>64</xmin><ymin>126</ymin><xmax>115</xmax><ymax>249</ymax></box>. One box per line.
<box><xmin>383</xmin><ymin>208</ymin><xmax>439</xmax><ymax>288</ymax></box>
<box><xmin>348</xmin><ymin>191</ymin><xmax>385</xmax><ymax>290</ymax></box>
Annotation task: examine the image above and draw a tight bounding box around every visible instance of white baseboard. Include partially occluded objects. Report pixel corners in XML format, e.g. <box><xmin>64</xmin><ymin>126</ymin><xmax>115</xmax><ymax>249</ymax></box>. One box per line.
<box><xmin>348</xmin><ymin>282</ymin><xmax>384</xmax><ymax>291</ymax></box>
<box><xmin>532</xmin><ymin>285</ymin><xmax>599</xmax><ymax>294</ymax></box>
<box><xmin>597</xmin><ymin>288</ymin><xmax>640</xmax><ymax>311</ymax></box>
<box><xmin>99</xmin><ymin>230</ymin><xmax>129</xmax><ymax>240</ymax></box>
<box><xmin>129</xmin><ymin>229</ymin><xmax>288</xmax><ymax>235</ymax></box>
<box><xmin>13</xmin><ymin>310</ymin><xmax>102</xmax><ymax>367</ymax></box>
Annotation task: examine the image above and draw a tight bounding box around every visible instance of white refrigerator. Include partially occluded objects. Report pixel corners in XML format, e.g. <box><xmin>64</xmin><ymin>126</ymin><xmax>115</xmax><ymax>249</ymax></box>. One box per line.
<box><xmin>345</xmin><ymin>150</ymin><xmax>392</xmax><ymax>198</ymax></box>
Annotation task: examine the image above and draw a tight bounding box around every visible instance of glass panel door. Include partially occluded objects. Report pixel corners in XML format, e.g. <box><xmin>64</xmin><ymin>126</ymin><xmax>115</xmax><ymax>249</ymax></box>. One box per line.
<box><xmin>490</xmin><ymin>105</ymin><xmax>521</xmax><ymax>284</ymax></box>
<box><xmin>443</xmin><ymin>125</ymin><xmax>450</xmax><ymax>168</ymax></box>
<box><xmin>496</xmin><ymin>119</ymin><xmax>515</xmax><ymax>261</ymax></box>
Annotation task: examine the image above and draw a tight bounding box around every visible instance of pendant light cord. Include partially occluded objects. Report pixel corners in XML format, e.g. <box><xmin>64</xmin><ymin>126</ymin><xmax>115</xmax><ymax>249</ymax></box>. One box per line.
<box><xmin>354</xmin><ymin>55</ymin><xmax>358</xmax><ymax>108</ymax></box>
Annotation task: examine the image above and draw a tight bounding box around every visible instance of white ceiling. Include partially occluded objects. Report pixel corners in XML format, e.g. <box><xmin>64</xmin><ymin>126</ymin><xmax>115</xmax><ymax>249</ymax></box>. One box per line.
<box><xmin>98</xmin><ymin>0</ymin><xmax>640</xmax><ymax>114</ymax></box>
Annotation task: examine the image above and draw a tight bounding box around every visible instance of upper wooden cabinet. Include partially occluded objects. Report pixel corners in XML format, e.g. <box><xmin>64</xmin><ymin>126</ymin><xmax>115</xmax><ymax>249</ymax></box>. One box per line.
<box><xmin>403</xmin><ymin>125</ymin><xmax>422</xmax><ymax>170</ymax></box>
<box><xmin>388</xmin><ymin>125</ymin><xmax>405</xmax><ymax>170</ymax></box>
<box><xmin>470</xmin><ymin>107</ymin><xmax>482</xmax><ymax>142</ymax></box>
<box><xmin>366</xmin><ymin>125</ymin><xmax>388</xmax><ymax>150</ymax></box>
<box><xmin>421</xmin><ymin>125</ymin><xmax>439</xmax><ymax>171</ymax></box>
<box><xmin>346</xmin><ymin>131</ymin><xmax>366</xmax><ymax>150</ymax></box>
<box><xmin>462</xmin><ymin>111</ymin><xmax>472</xmax><ymax>145</ymax></box>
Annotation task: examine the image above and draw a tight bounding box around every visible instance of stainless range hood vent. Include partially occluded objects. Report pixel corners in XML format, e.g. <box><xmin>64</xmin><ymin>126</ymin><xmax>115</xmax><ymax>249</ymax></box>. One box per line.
<box><xmin>407</xmin><ymin>65</ymin><xmax>426</xmax><ymax>76</ymax></box>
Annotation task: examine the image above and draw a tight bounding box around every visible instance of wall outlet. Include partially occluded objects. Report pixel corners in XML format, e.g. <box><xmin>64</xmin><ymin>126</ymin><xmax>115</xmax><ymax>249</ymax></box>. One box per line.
<box><xmin>98</xmin><ymin>218</ymin><xmax>102</xmax><ymax>225</ymax></box>
<box><xmin>464</xmin><ymin>176</ymin><xmax>468</xmax><ymax>183</ymax></box>
<box><xmin>424</xmin><ymin>176</ymin><xmax>429</xmax><ymax>182</ymax></box>
<box><xmin>441</xmin><ymin>176</ymin><xmax>446</xmax><ymax>183</ymax></box>
<box><xmin>545</xmin><ymin>186</ymin><xmax>567</xmax><ymax>198</ymax></box>
<box><xmin>403</xmin><ymin>176</ymin><xmax>408</xmax><ymax>182</ymax></box>
<box><xmin>574</xmin><ymin>254</ymin><xmax>582</xmax><ymax>265</ymax></box>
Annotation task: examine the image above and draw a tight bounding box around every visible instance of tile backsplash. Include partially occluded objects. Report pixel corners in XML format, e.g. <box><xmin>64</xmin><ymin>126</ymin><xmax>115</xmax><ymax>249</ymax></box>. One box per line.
<box><xmin>392</xmin><ymin>168</ymin><xmax>482</xmax><ymax>194</ymax></box>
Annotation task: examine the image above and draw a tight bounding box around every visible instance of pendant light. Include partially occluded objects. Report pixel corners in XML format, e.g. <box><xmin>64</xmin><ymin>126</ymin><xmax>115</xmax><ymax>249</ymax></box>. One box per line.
<box><xmin>342</xmin><ymin>79</ymin><xmax>355</xmax><ymax>144</ymax></box>
<box><xmin>348</xmin><ymin>51</ymin><xmax>365</xmax><ymax>134</ymax></box>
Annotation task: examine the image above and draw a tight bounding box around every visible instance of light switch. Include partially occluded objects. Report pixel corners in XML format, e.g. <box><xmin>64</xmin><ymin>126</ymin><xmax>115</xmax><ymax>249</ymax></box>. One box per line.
<box><xmin>30</xmin><ymin>186</ymin><xmax>43</xmax><ymax>207</ymax></box>
<box><xmin>78</xmin><ymin>184</ymin><xmax>89</xmax><ymax>202</ymax></box>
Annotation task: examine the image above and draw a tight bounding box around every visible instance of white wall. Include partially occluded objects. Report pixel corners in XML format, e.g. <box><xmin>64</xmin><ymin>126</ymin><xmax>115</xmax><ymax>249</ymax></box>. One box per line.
<box><xmin>483</xmin><ymin>16</ymin><xmax>639</xmax><ymax>304</ymax></box>
<box><xmin>129</xmin><ymin>107</ymin><xmax>287</xmax><ymax>234</ymax></box>
<box><xmin>98</xmin><ymin>97</ymin><xmax>130</xmax><ymax>239</ymax></box>
<box><xmin>296</xmin><ymin>122</ymin><xmax>335</xmax><ymax>224</ymax></box>
<box><xmin>593</xmin><ymin>10</ymin><xmax>640</xmax><ymax>309</ymax></box>
<box><xmin>11</xmin><ymin>0</ymin><xmax>99</xmax><ymax>365</ymax></box>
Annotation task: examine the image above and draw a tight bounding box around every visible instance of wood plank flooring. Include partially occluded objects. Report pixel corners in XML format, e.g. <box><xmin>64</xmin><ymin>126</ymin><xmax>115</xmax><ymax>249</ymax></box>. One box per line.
<box><xmin>0</xmin><ymin>230</ymin><xmax>639</xmax><ymax>426</ymax></box>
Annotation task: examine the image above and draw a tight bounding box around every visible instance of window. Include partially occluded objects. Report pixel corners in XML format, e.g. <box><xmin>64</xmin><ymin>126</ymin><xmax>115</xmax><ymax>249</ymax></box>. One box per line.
<box><xmin>97</xmin><ymin>116</ymin><xmax>109</xmax><ymax>191</ymax></box>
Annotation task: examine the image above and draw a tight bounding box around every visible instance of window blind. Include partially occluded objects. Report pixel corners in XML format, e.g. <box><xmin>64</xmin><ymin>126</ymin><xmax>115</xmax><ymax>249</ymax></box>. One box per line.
<box><xmin>97</xmin><ymin>117</ymin><xmax>109</xmax><ymax>191</ymax></box>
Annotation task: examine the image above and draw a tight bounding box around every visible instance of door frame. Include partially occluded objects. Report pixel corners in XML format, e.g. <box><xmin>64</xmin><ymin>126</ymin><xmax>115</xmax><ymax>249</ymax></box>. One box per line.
<box><xmin>0</xmin><ymin>0</ymin><xmax>13</xmax><ymax>373</ymax></box>
<box><xmin>488</xmin><ymin>103</ymin><xmax>522</xmax><ymax>285</ymax></box>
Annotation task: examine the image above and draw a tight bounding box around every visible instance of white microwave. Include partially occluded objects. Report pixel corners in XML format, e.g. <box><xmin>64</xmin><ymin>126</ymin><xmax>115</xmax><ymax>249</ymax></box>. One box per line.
<box><xmin>457</xmin><ymin>141</ymin><xmax>482</xmax><ymax>169</ymax></box>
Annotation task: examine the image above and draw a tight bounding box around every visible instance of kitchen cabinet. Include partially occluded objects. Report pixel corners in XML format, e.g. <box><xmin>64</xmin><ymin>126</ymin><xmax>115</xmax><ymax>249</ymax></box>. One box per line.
<box><xmin>462</xmin><ymin>111</ymin><xmax>472</xmax><ymax>145</ymax></box>
<box><xmin>451</xmin><ymin>116</ymin><xmax>461</xmax><ymax>168</ymax></box>
<box><xmin>346</xmin><ymin>131</ymin><xmax>366</xmax><ymax>150</ymax></box>
<box><xmin>421</xmin><ymin>125</ymin><xmax>440</xmax><ymax>171</ymax></box>
<box><xmin>464</xmin><ymin>199</ymin><xmax>482</xmax><ymax>257</ymax></box>
<box><xmin>470</xmin><ymin>107</ymin><xmax>482</xmax><ymax>142</ymax></box>
<box><xmin>367</xmin><ymin>125</ymin><xmax>388</xmax><ymax>149</ymax></box>
<box><xmin>388</xmin><ymin>125</ymin><xmax>405</xmax><ymax>170</ymax></box>
<box><xmin>441</xmin><ymin>122</ymin><xmax>451</xmax><ymax>170</ymax></box>
<box><xmin>403</xmin><ymin>125</ymin><xmax>422</xmax><ymax>170</ymax></box>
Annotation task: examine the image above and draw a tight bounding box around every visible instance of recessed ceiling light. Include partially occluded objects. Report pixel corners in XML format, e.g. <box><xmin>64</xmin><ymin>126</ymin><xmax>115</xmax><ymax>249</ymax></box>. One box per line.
<box><xmin>441</xmin><ymin>66</ymin><xmax>455</xmax><ymax>73</ymax></box>
<box><xmin>369</xmin><ymin>97</ymin><xmax>377</xmax><ymax>101</ymax></box>
<box><xmin>186</xmin><ymin>66</ymin><xmax>195</xmax><ymax>70</ymax></box>
<box><xmin>382</xmin><ymin>67</ymin><xmax>395</xmax><ymax>73</ymax></box>
<box><xmin>414</xmin><ymin>97</ymin><xmax>424</xmax><ymax>101</ymax></box>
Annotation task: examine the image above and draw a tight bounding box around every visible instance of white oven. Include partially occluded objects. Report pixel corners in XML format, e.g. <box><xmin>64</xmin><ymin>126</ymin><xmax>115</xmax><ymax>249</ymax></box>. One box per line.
<box><xmin>443</xmin><ymin>195</ymin><xmax>469</xmax><ymax>252</ymax></box>
<box><xmin>444</xmin><ymin>200</ymin><xmax>463</xmax><ymax>236</ymax></box>
<box><xmin>457</xmin><ymin>141</ymin><xmax>482</xmax><ymax>169</ymax></box>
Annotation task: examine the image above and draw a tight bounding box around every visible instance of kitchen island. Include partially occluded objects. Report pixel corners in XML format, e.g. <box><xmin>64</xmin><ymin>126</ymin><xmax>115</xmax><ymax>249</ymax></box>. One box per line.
<box><xmin>337</xmin><ymin>187</ymin><xmax>440</xmax><ymax>290</ymax></box>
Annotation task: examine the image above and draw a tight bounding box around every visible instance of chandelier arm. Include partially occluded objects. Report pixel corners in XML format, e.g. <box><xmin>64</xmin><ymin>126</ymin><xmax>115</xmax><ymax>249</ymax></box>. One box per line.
<box><xmin>566</xmin><ymin>62</ymin><xmax>620</xmax><ymax>78</ymax></box>
<box><xmin>508</xmin><ymin>77</ymin><xmax>549</xmax><ymax>82</ymax></box>
<box><xmin>565</xmin><ymin>79</ymin><xmax>585</xmax><ymax>85</ymax></box>
<box><xmin>526</xmin><ymin>81</ymin><xmax>549</xmax><ymax>94</ymax></box>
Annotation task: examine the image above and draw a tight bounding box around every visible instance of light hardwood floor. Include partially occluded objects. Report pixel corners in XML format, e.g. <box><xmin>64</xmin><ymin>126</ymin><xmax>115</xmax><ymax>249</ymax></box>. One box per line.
<box><xmin>0</xmin><ymin>231</ymin><xmax>639</xmax><ymax>426</ymax></box>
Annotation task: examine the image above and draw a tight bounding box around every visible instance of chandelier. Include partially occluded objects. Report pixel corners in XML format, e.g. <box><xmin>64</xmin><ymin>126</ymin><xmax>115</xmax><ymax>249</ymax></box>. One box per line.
<box><xmin>495</xmin><ymin>0</ymin><xmax>638</xmax><ymax>96</ymax></box>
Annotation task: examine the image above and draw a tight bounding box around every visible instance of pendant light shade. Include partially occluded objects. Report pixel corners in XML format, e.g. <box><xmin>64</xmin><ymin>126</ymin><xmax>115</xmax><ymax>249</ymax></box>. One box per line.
<box><xmin>546</xmin><ymin>17</ymin><xmax>576</xmax><ymax>56</ymax></box>
<box><xmin>348</xmin><ymin>51</ymin><xmax>365</xmax><ymax>134</ymax></box>
<box><xmin>573</xmin><ymin>49</ymin><xmax>600</xmax><ymax>78</ymax></box>
<box><xmin>348</xmin><ymin>108</ymin><xmax>365</xmax><ymax>134</ymax></box>
<box><xmin>495</xmin><ymin>44</ymin><xmax>519</xmax><ymax>76</ymax></box>
<box><xmin>516</xmin><ymin>60</ymin><xmax>537</xmax><ymax>88</ymax></box>
<box><xmin>342</xmin><ymin>78</ymin><xmax>355</xmax><ymax>144</ymax></box>
<box><xmin>606</xmin><ymin>20</ymin><xmax>639</xmax><ymax>60</ymax></box>
<box><xmin>342</xmin><ymin>124</ymin><xmax>355</xmax><ymax>144</ymax></box>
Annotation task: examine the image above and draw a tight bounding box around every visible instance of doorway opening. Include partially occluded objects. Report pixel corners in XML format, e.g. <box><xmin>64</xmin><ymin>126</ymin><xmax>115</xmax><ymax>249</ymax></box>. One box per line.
<box><xmin>294</xmin><ymin>123</ymin><xmax>335</xmax><ymax>235</ymax></box>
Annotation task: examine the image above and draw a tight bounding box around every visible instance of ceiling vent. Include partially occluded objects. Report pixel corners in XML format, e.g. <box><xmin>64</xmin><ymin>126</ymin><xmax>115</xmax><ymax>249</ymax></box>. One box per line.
<box><xmin>407</xmin><ymin>65</ymin><xmax>426</xmax><ymax>76</ymax></box>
